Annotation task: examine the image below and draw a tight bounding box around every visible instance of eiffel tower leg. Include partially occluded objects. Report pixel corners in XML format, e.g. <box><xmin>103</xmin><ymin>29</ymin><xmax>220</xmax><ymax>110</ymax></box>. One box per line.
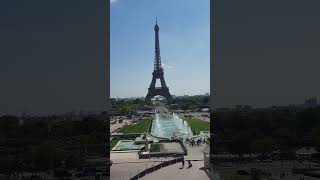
<box><xmin>150</xmin><ymin>76</ymin><xmax>156</xmax><ymax>88</ymax></box>
<box><xmin>163</xmin><ymin>92</ymin><xmax>172</xmax><ymax>104</ymax></box>
<box><xmin>145</xmin><ymin>91</ymin><xmax>152</xmax><ymax>104</ymax></box>
<box><xmin>159</xmin><ymin>76</ymin><xmax>167</xmax><ymax>88</ymax></box>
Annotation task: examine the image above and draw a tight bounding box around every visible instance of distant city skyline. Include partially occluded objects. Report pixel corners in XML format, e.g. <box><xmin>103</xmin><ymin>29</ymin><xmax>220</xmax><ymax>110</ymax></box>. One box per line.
<box><xmin>110</xmin><ymin>0</ymin><xmax>210</xmax><ymax>98</ymax></box>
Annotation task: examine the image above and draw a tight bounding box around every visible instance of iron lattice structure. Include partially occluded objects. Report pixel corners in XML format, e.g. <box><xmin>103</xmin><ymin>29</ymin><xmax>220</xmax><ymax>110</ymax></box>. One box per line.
<box><xmin>145</xmin><ymin>19</ymin><xmax>173</xmax><ymax>104</ymax></box>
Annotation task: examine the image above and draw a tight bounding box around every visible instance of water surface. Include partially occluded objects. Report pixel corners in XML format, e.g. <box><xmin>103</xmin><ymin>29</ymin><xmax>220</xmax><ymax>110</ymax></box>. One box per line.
<box><xmin>151</xmin><ymin>113</ymin><xmax>193</xmax><ymax>138</ymax></box>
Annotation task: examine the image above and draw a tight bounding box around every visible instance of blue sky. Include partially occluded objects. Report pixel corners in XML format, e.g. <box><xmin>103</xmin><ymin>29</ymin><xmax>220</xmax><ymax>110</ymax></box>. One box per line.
<box><xmin>110</xmin><ymin>0</ymin><xmax>210</xmax><ymax>98</ymax></box>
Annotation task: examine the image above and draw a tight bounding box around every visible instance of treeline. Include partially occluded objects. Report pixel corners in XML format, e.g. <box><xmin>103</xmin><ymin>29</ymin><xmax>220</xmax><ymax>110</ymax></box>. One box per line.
<box><xmin>111</xmin><ymin>98</ymin><xmax>146</xmax><ymax>115</ymax></box>
<box><xmin>213</xmin><ymin>107</ymin><xmax>320</xmax><ymax>157</ymax></box>
<box><xmin>0</xmin><ymin>115</ymin><xmax>106</xmax><ymax>140</ymax></box>
<box><xmin>172</xmin><ymin>95</ymin><xmax>210</xmax><ymax>110</ymax></box>
<box><xmin>110</xmin><ymin>95</ymin><xmax>210</xmax><ymax>116</ymax></box>
<box><xmin>0</xmin><ymin>114</ymin><xmax>107</xmax><ymax>176</ymax></box>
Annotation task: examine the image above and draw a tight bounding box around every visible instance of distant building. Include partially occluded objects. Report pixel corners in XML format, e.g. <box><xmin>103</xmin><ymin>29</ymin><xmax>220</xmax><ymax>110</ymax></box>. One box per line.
<box><xmin>151</xmin><ymin>95</ymin><xmax>165</xmax><ymax>101</ymax></box>
<box><xmin>201</xmin><ymin>108</ymin><xmax>210</xmax><ymax>112</ymax></box>
<box><xmin>304</xmin><ymin>97</ymin><xmax>318</xmax><ymax>108</ymax></box>
<box><xmin>170</xmin><ymin>103</ymin><xmax>179</xmax><ymax>110</ymax></box>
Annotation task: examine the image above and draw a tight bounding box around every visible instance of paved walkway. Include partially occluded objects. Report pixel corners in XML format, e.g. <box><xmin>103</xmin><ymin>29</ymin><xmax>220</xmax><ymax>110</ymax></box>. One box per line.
<box><xmin>185</xmin><ymin>112</ymin><xmax>210</xmax><ymax>122</ymax></box>
<box><xmin>110</xmin><ymin>120</ymin><xmax>131</xmax><ymax>133</ymax></box>
<box><xmin>110</xmin><ymin>152</ymin><xmax>175</xmax><ymax>180</ymax></box>
<box><xmin>110</xmin><ymin>142</ymin><xmax>208</xmax><ymax>180</ymax></box>
<box><xmin>111</xmin><ymin>161</ymin><xmax>163</xmax><ymax>180</ymax></box>
<box><xmin>185</xmin><ymin>143</ymin><xmax>206</xmax><ymax>160</ymax></box>
<box><xmin>138</xmin><ymin>143</ymin><xmax>209</xmax><ymax>180</ymax></box>
<box><xmin>160</xmin><ymin>142</ymin><xmax>184</xmax><ymax>153</ymax></box>
<box><xmin>141</xmin><ymin>161</ymin><xmax>209</xmax><ymax>180</ymax></box>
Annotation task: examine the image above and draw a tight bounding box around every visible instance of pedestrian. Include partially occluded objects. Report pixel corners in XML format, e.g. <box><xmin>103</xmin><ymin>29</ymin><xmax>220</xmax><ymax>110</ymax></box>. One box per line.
<box><xmin>180</xmin><ymin>155</ymin><xmax>185</xmax><ymax>169</ymax></box>
<box><xmin>188</xmin><ymin>160</ymin><xmax>192</xmax><ymax>168</ymax></box>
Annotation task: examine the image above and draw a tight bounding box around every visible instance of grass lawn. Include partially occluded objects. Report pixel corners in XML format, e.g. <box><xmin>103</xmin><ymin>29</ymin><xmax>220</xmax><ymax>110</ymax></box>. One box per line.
<box><xmin>118</xmin><ymin>119</ymin><xmax>152</xmax><ymax>134</ymax></box>
<box><xmin>184</xmin><ymin>117</ymin><xmax>209</xmax><ymax>135</ymax></box>
<box><xmin>110</xmin><ymin>138</ymin><xmax>120</xmax><ymax>150</ymax></box>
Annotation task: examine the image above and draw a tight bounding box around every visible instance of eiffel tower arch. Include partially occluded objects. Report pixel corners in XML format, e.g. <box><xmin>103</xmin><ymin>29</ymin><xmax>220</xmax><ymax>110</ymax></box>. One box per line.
<box><xmin>146</xmin><ymin>19</ymin><xmax>173</xmax><ymax>104</ymax></box>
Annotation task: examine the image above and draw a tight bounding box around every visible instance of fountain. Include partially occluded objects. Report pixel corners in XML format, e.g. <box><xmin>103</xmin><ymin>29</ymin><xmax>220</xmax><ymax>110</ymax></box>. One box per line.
<box><xmin>151</xmin><ymin>113</ymin><xmax>193</xmax><ymax>139</ymax></box>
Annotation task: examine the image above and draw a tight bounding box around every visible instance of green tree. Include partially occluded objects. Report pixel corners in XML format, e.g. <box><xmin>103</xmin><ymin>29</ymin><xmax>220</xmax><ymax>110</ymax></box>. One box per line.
<box><xmin>32</xmin><ymin>142</ymin><xmax>66</xmax><ymax>171</ymax></box>
<box><xmin>65</xmin><ymin>152</ymin><xmax>82</xmax><ymax>169</ymax></box>
<box><xmin>251</xmin><ymin>138</ymin><xmax>273</xmax><ymax>157</ymax></box>
<box><xmin>229</xmin><ymin>131</ymin><xmax>252</xmax><ymax>157</ymax></box>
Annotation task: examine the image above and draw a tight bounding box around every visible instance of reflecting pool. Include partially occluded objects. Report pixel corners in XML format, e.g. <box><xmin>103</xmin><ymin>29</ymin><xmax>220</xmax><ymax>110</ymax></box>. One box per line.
<box><xmin>151</xmin><ymin>113</ymin><xmax>193</xmax><ymax>139</ymax></box>
<box><xmin>112</xmin><ymin>140</ymin><xmax>145</xmax><ymax>151</ymax></box>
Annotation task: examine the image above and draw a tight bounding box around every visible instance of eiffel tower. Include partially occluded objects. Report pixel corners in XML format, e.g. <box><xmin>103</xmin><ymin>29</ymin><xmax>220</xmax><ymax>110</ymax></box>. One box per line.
<box><xmin>145</xmin><ymin>18</ymin><xmax>173</xmax><ymax>104</ymax></box>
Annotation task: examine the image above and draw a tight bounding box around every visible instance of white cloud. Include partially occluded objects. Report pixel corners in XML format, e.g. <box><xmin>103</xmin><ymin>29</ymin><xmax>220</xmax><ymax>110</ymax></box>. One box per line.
<box><xmin>162</xmin><ymin>63</ymin><xmax>174</xmax><ymax>70</ymax></box>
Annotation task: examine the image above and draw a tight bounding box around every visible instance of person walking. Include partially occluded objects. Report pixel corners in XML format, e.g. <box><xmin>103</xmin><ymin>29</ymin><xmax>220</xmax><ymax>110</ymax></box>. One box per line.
<box><xmin>188</xmin><ymin>160</ymin><xmax>192</xmax><ymax>168</ymax></box>
<box><xmin>180</xmin><ymin>155</ymin><xmax>185</xmax><ymax>169</ymax></box>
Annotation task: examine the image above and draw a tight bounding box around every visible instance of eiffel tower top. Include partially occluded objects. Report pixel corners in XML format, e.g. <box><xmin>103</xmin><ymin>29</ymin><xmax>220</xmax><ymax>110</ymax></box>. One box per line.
<box><xmin>154</xmin><ymin>17</ymin><xmax>159</xmax><ymax>31</ymax></box>
<box><xmin>154</xmin><ymin>17</ymin><xmax>162</xmax><ymax>71</ymax></box>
